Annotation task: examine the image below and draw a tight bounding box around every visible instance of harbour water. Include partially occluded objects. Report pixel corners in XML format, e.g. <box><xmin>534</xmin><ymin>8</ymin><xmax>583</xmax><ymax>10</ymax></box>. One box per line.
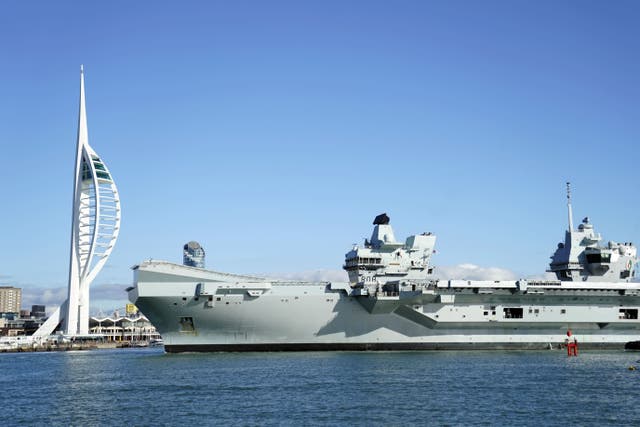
<box><xmin>3</xmin><ymin>349</ymin><xmax>640</xmax><ymax>426</ymax></box>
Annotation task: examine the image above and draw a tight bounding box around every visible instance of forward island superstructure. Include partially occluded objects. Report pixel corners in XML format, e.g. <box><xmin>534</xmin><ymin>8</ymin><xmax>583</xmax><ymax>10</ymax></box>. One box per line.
<box><xmin>128</xmin><ymin>185</ymin><xmax>640</xmax><ymax>352</ymax></box>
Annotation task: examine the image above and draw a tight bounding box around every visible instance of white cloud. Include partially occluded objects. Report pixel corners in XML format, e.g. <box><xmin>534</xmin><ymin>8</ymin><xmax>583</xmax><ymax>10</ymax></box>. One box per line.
<box><xmin>268</xmin><ymin>266</ymin><xmax>530</xmax><ymax>283</ymax></box>
<box><xmin>21</xmin><ymin>286</ymin><xmax>67</xmax><ymax>308</ymax></box>
<box><xmin>433</xmin><ymin>264</ymin><xmax>519</xmax><ymax>281</ymax></box>
<box><xmin>91</xmin><ymin>283</ymin><xmax>131</xmax><ymax>301</ymax></box>
<box><xmin>18</xmin><ymin>283</ymin><xmax>130</xmax><ymax>315</ymax></box>
<box><xmin>266</xmin><ymin>269</ymin><xmax>349</xmax><ymax>282</ymax></box>
<box><xmin>264</xmin><ymin>263</ymin><xmax>568</xmax><ymax>283</ymax></box>
<box><xmin>526</xmin><ymin>272</ymin><xmax>558</xmax><ymax>281</ymax></box>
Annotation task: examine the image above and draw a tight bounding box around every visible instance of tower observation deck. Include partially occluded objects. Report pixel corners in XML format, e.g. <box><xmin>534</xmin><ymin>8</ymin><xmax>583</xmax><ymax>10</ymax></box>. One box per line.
<box><xmin>34</xmin><ymin>67</ymin><xmax>121</xmax><ymax>337</ymax></box>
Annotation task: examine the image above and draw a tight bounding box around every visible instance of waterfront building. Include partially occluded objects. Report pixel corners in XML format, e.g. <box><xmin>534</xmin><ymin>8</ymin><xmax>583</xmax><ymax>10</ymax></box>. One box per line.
<box><xmin>34</xmin><ymin>67</ymin><xmax>121</xmax><ymax>338</ymax></box>
<box><xmin>1</xmin><ymin>317</ymin><xmax>44</xmax><ymax>337</ymax></box>
<box><xmin>183</xmin><ymin>241</ymin><xmax>205</xmax><ymax>268</ymax></box>
<box><xmin>89</xmin><ymin>312</ymin><xmax>161</xmax><ymax>343</ymax></box>
<box><xmin>0</xmin><ymin>287</ymin><xmax>21</xmax><ymax>314</ymax></box>
<box><xmin>0</xmin><ymin>305</ymin><xmax>46</xmax><ymax>337</ymax></box>
<box><xmin>31</xmin><ymin>305</ymin><xmax>46</xmax><ymax>318</ymax></box>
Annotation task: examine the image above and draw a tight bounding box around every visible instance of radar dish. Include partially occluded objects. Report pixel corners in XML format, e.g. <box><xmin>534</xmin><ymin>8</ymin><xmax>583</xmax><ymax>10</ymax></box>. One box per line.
<box><xmin>185</xmin><ymin>241</ymin><xmax>202</xmax><ymax>250</ymax></box>
<box><xmin>373</xmin><ymin>213</ymin><xmax>390</xmax><ymax>225</ymax></box>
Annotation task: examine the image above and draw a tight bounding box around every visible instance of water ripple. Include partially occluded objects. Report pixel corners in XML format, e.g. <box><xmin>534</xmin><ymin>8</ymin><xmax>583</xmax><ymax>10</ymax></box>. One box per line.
<box><xmin>2</xmin><ymin>349</ymin><xmax>640</xmax><ymax>426</ymax></box>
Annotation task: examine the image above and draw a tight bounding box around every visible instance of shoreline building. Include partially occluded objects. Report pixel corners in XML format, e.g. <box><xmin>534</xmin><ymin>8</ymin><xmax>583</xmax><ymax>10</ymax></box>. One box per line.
<box><xmin>34</xmin><ymin>67</ymin><xmax>121</xmax><ymax>338</ymax></box>
<box><xmin>89</xmin><ymin>308</ymin><xmax>161</xmax><ymax>343</ymax></box>
<box><xmin>31</xmin><ymin>305</ymin><xmax>46</xmax><ymax>319</ymax></box>
<box><xmin>0</xmin><ymin>287</ymin><xmax>21</xmax><ymax>315</ymax></box>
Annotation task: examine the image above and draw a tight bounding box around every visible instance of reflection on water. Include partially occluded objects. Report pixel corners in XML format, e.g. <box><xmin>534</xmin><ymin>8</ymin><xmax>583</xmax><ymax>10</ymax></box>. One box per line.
<box><xmin>3</xmin><ymin>349</ymin><xmax>640</xmax><ymax>426</ymax></box>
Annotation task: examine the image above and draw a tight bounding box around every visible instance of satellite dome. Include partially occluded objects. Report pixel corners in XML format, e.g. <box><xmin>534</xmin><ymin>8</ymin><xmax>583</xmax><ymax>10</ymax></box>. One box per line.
<box><xmin>183</xmin><ymin>241</ymin><xmax>205</xmax><ymax>268</ymax></box>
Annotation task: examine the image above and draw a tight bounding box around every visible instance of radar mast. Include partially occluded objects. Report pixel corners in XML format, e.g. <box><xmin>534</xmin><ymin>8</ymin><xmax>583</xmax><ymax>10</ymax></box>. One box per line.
<box><xmin>567</xmin><ymin>182</ymin><xmax>574</xmax><ymax>232</ymax></box>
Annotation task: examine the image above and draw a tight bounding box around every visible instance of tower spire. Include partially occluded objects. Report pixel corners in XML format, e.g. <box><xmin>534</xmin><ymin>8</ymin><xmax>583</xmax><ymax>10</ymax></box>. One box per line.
<box><xmin>566</xmin><ymin>182</ymin><xmax>574</xmax><ymax>232</ymax></box>
<box><xmin>33</xmin><ymin>66</ymin><xmax>121</xmax><ymax>338</ymax></box>
<box><xmin>78</xmin><ymin>65</ymin><xmax>88</xmax><ymax>148</ymax></box>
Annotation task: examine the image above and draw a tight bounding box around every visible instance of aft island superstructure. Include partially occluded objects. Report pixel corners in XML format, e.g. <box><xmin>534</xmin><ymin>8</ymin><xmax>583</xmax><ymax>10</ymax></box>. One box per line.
<box><xmin>128</xmin><ymin>186</ymin><xmax>640</xmax><ymax>352</ymax></box>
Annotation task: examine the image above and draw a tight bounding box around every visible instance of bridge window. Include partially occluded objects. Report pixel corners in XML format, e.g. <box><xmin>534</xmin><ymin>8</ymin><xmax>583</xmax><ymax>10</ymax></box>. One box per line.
<box><xmin>619</xmin><ymin>308</ymin><xmax>638</xmax><ymax>320</ymax></box>
<box><xmin>503</xmin><ymin>307</ymin><xmax>523</xmax><ymax>319</ymax></box>
<box><xmin>357</xmin><ymin>257</ymin><xmax>382</xmax><ymax>265</ymax></box>
<box><xmin>586</xmin><ymin>253</ymin><xmax>611</xmax><ymax>263</ymax></box>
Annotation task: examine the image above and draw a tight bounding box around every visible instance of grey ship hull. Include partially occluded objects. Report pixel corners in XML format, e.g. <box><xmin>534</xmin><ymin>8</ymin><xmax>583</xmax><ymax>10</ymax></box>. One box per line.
<box><xmin>129</xmin><ymin>261</ymin><xmax>640</xmax><ymax>352</ymax></box>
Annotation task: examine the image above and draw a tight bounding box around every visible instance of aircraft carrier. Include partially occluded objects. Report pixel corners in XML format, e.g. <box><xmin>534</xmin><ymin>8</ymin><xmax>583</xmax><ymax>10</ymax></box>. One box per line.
<box><xmin>128</xmin><ymin>186</ymin><xmax>640</xmax><ymax>352</ymax></box>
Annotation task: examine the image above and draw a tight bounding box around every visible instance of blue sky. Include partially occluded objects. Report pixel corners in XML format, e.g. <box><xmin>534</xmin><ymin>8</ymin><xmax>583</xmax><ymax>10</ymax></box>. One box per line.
<box><xmin>1</xmin><ymin>1</ymin><xmax>640</xmax><ymax>312</ymax></box>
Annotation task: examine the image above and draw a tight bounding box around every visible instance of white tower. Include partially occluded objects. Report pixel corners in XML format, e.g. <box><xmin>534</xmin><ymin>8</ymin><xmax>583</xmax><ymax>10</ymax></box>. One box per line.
<box><xmin>34</xmin><ymin>66</ymin><xmax>121</xmax><ymax>337</ymax></box>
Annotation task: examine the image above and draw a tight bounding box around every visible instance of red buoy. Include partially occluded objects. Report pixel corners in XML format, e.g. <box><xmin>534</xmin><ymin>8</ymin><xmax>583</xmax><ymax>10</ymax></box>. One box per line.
<box><xmin>566</xmin><ymin>330</ymin><xmax>578</xmax><ymax>356</ymax></box>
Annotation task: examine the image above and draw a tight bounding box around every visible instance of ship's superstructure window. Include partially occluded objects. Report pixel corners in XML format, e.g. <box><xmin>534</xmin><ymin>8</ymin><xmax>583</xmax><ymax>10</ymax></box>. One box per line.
<box><xmin>503</xmin><ymin>307</ymin><xmax>523</xmax><ymax>319</ymax></box>
<box><xmin>619</xmin><ymin>308</ymin><xmax>638</xmax><ymax>319</ymax></box>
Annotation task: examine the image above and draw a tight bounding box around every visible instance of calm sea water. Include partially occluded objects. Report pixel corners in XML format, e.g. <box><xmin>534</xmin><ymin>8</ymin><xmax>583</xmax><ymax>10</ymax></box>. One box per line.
<box><xmin>2</xmin><ymin>348</ymin><xmax>640</xmax><ymax>426</ymax></box>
